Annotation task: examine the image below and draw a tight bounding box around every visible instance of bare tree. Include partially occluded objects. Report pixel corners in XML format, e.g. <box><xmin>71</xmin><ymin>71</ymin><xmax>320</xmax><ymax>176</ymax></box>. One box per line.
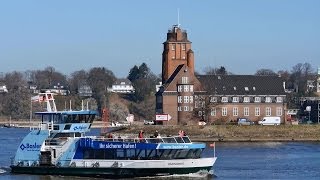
<box><xmin>255</xmin><ymin>69</ymin><xmax>277</xmax><ymax>76</ymax></box>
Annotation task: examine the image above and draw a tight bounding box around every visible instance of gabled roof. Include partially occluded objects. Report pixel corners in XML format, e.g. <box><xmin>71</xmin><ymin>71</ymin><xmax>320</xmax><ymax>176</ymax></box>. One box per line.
<box><xmin>114</xmin><ymin>78</ymin><xmax>132</xmax><ymax>85</ymax></box>
<box><xmin>197</xmin><ymin>75</ymin><xmax>285</xmax><ymax>95</ymax></box>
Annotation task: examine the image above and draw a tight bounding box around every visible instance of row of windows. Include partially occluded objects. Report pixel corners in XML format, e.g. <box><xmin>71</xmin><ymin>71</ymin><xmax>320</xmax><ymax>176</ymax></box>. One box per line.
<box><xmin>177</xmin><ymin>85</ymin><xmax>193</xmax><ymax>92</ymax></box>
<box><xmin>171</xmin><ymin>44</ymin><xmax>186</xmax><ymax>51</ymax></box>
<box><xmin>177</xmin><ymin>96</ymin><xmax>194</xmax><ymax>103</ymax></box>
<box><xmin>207</xmin><ymin>107</ymin><xmax>283</xmax><ymax>117</ymax></box>
<box><xmin>178</xmin><ymin>106</ymin><xmax>193</xmax><ymax>112</ymax></box>
<box><xmin>83</xmin><ymin>148</ymin><xmax>202</xmax><ymax>160</ymax></box>
<box><xmin>206</xmin><ymin>96</ymin><xmax>283</xmax><ymax>103</ymax></box>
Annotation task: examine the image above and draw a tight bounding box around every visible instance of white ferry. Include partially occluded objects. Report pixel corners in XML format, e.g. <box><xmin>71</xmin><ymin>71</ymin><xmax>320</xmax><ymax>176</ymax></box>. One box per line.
<box><xmin>10</xmin><ymin>92</ymin><xmax>217</xmax><ymax>178</ymax></box>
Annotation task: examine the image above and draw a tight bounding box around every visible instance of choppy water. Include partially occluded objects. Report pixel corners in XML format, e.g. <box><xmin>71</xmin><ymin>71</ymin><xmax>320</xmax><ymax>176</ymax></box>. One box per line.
<box><xmin>1</xmin><ymin>128</ymin><xmax>320</xmax><ymax>179</ymax></box>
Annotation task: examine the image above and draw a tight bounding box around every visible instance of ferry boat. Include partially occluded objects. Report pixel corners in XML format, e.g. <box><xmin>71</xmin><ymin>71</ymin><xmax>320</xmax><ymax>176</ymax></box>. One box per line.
<box><xmin>10</xmin><ymin>92</ymin><xmax>217</xmax><ymax>178</ymax></box>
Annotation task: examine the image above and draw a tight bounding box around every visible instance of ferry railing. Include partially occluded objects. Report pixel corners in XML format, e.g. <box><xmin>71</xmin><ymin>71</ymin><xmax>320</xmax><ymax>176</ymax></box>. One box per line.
<box><xmin>90</xmin><ymin>136</ymin><xmax>191</xmax><ymax>144</ymax></box>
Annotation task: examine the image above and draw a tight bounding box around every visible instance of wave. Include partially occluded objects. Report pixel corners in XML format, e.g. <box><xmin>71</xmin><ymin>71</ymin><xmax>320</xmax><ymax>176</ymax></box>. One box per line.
<box><xmin>0</xmin><ymin>167</ymin><xmax>7</xmax><ymax>174</ymax></box>
<box><xmin>139</xmin><ymin>170</ymin><xmax>216</xmax><ymax>179</ymax></box>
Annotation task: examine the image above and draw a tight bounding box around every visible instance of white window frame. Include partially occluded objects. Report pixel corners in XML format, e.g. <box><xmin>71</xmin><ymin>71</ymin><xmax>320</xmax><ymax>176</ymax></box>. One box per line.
<box><xmin>195</xmin><ymin>101</ymin><xmax>198</xmax><ymax>108</ymax></box>
<box><xmin>210</xmin><ymin>96</ymin><xmax>217</xmax><ymax>103</ymax></box>
<box><xmin>184</xmin><ymin>106</ymin><xmax>189</xmax><ymax>111</ymax></box>
<box><xmin>184</xmin><ymin>96</ymin><xmax>189</xmax><ymax>103</ymax></box>
<box><xmin>172</xmin><ymin>44</ymin><xmax>175</xmax><ymax>50</ymax></box>
<box><xmin>276</xmin><ymin>107</ymin><xmax>283</xmax><ymax>116</ymax></box>
<box><xmin>211</xmin><ymin>108</ymin><xmax>216</xmax><ymax>116</ymax></box>
<box><xmin>189</xmin><ymin>96</ymin><xmax>193</xmax><ymax>103</ymax></box>
<box><xmin>254</xmin><ymin>97</ymin><xmax>261</xmax><ymax>103</ymax></box>
<box><xmin>222</xmin><ymin>107</ymin><xmax>227</xmax><ymax>116</ymax></box>
<box><xmin>255</xmin><ymin>107</ymin><xmax>260</xmax><ymax>116</ymax></box>
<box><xmin>178</xmin><ymin>96</ymin><xmax>182</xmax><ymax>103</ymax></box>
<box><xmin>221</xmin><ymin>97</ymin><xmax>228</xmax><ymax>103</ymax></box>
<box><xmin>177</xmin><ymin>85</ymin><xmax>182</xmax><ymax>92</ymax></box>
<box><xmin>184</xmin><ymin>85</ymin><xmax>189</xmax><ymax>92</ymax></box>
<box><xmin>181</xmin><ymin>44</ymin><xmax>186</xmax><ymax>50</ymax></box>
<box><xmin>243</xmin><ymin>97</ymin><xmax>250</xmax><ymax>103</ymax></box>
<box><xmin>232</xmin><ymin>97</ymin><xmax>239</xmax><ymax>103</ymax></box>
<box><xmin>265</xmin><ymin>97</ymin><xmax>272</xmax><ymax>103</ymax></box>
<box><xmin>276</xmin><ymin>97</ymin><xmax>283</xmax><ymax>103</ymax></box>
<box><xmin>233</xmin><ymin>107</ymin><xmax>238</xmax><ymax>116</ymax></box>
<box><xmin>244</xmin><ymin>107</ymin><xmax>249</xmax><ymax>116</ymax></box>
<box><xmin>178</xmin><ymin>106</ymin><xmax>182</xmax><ymax>111</ymax></box>
<box><xmin>198</xmin><ymin>111</ymin><xmax>203</xmax><ymax>117</ymax></box>
<box><xmin>182</xmin><ymin>77</ymin><xmax>188</xmax><ymax>84</ymax></box>
<box><xmin>266</xmin><ymin>107</ymin><xmax>271</xmax><ymax>116</ymax></box>
<box><xmin>190</xmin><ymin>85</ymin><xmax>193</xmax><ymax>92</ymax></box>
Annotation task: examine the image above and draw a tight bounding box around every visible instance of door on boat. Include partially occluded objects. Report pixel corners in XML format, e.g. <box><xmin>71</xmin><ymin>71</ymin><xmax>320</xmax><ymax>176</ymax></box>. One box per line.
<box><xmin>40</xmin><ymin>151</ymin><xmax>52</xmax><ymax>166</ymax></box>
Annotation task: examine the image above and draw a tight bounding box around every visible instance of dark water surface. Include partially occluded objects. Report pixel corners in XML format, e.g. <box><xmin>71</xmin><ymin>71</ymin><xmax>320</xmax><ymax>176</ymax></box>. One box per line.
<box><xmin>1</xmin><ymin>128</ymin><xmax>320</xmax><ymax>180</ymax></box>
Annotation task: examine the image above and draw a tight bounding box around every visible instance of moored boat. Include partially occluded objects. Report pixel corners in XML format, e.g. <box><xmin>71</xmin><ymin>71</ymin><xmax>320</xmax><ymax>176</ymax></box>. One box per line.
<box><xmin>10</xmin><ymin>92</ymin><xmax>216</xmax><ymax>178</ymax></box>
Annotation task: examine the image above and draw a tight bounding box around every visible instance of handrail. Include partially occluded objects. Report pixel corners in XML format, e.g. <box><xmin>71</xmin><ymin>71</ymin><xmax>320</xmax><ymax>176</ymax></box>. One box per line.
<box><xmin>88</xmin><ymin>136</ymin><xmax>191</xmax><ymax>144</ymax></box>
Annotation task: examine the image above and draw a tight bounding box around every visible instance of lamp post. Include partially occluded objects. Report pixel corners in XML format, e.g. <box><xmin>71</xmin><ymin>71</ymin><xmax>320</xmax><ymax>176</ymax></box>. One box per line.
<box><xmin>306</xmin><ymin>106</ymin><xmax>311</xmax><ymax>123</ymax></box>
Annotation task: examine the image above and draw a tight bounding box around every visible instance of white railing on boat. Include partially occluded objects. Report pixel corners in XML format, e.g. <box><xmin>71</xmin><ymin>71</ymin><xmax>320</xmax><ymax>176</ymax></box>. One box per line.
<box><xmin>89</xmin><ymin>136</ymin><xmax>192</xmax><ymax>144</ymax></box>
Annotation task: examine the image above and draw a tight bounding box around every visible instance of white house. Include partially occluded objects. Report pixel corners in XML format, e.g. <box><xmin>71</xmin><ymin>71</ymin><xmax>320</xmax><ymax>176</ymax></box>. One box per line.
<box><xmin>0</xmin><ymin>85</ymin><xmax>8</xmax><ymax>93</ymax></box>
<box><xmin>108</xmin><ymin>79</ymin><xmax>134</xmax><ymax>94</ymax></box>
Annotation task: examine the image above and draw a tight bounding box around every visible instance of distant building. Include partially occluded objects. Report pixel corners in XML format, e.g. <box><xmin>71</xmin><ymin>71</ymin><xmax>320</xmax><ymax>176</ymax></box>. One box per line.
<box><xmin>78</xmin><ymin>85</ymin><xmax>93</xmax><ymax>97</ymax></box>
<box><xmin>0</xmin><ymin>85</ymin><xmax>8</xmax><ymax>93</ymax></box>
<box><xmin>42</xmin><ymin>83</ymin><xmax>69</xmax><ymax>96</ymax></box>
<box><xmin>108</xmin><ymin>79</ymin><xmax>134</xmax><ymax>94</ymax></box>
<box><xmin>156</xmin><ymin>25</ymin><xmax>287</xmax><ymax>125</ymax></box>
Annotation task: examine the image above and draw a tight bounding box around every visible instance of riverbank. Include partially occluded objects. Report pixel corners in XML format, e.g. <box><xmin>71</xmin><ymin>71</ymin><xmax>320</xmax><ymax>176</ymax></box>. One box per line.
<box><xmin>2</xmin><ymin>120</ymin><xmax>320</xmax><ymax>142</ymax></box>
<box><xmin>115</xmin><ymin>124</ymin><xmax>320</xmax><ymax>142</ymax></box>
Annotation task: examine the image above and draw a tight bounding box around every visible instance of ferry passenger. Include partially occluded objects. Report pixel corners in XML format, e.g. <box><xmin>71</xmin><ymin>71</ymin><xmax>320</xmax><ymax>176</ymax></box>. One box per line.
<box><xmin>154</xmin><ymin>130</ymin><xmax>159</xmax><ymax>138</ymax></box>
<box><xmin>178</xmin><ymin>130</ymin><xmax>183</xmax><ymax>137</ymax></box>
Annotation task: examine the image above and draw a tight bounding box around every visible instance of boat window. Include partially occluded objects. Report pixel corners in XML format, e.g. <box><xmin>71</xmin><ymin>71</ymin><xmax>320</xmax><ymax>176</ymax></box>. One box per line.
<box><xmin>53</xmin><ymin>125</ymin><xmax>59</xmax><ymax>130</ymax></box>
<box><xmin>105</xmin><ymin>149</ymin><xmax>115</xmax><ymax>159</ymax></box>
<box><xmin>116</xmin><ymin>149</ymin><xmax>125</xmax><ymax>159</ymax></box>
<box><xmin>136</xmin><ymin>149</ymin><xmax>146</xmax><ymax>159</ymax></box>
<box><xmin>174</xmin><ymin>137</ymin><xmax>184</xmax><ymax>143</ymax></box>
<box><xmin>95</xmin><ymin>150</ymin><xmax>104</xmax><ymax>159</ymax></box>
<box><xmin>174</xmin><ymin>149</ymin><xmax>189</xmax><ymax>159</ymax></box>
<box><xmin>126</xmin><ymin>149</ymin><xmax>136</xmax><ymax>159</ymax></box>
<box><xmin>182</xmin><ymin>137</ymin><xmax>191</xmax><ymax>143</ymax></box>
<box><xmin>64</xmin><ymin>124</ymin><xmax>71</xmax><ymax>130</ymax></box>
<box><xmin>162</xmin><ymin>137</ymin><xmax>176</xmax><ymax>143</ymax></box>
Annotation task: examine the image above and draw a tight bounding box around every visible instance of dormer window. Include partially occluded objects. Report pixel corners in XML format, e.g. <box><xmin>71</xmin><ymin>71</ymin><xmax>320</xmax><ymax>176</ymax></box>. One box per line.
<box><xmin>221</xmin><ymin>97</ymin><xmax>228</xmax><ymax>102</ymax></box>
<box><xmin>253</xmin><ymin>87</ymin><xmax>256</xmax><ymax>91</ymax></box>
<box><xmin>233</xmin><ymin>86</ymin><xmax>237</xmax><ymax>90</ymax></box>
<box><xmin>254</xmin><ymin>97</ymin><xmax>261</xmax><ymax>102</ymax></box>
<box><xmin>276</xmin><ymin>97</ymin><xmax>283</xmax><ymax>103</ymax></box>
<box><xmin>243</xmin><ymin>97</ymin><xmax>250</xmax><ymax>103</ymax></box>
<box><xmin>245</xmin><ymin>87</ymin><xmax>249</xmax><ymax>91</ymax></box>
<box><xmin>265</xmin><ymin>97</ymin><xmax>272</xmax><ymax>103</ymax></box>
<box><xmin>232</xmin><ymin>97</ymin><xmax>239</xmax><ymax>102</ymax></box>
<box><xmin>210</xmin><ymin>96</ymin><xmax>217</xmax><ymax>103</ymax></box>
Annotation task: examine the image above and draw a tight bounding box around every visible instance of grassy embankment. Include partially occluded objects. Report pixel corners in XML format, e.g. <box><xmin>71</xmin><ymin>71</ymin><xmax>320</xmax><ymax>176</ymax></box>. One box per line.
<box><xmin>2</xmin><ymin>119</ymin><xmax>320</xmax><ymax>142</ymax></box>
<box><xmin>116</xmin><ymin>124</ymin><xmax>320</xmax><ymax>142</ymax></box>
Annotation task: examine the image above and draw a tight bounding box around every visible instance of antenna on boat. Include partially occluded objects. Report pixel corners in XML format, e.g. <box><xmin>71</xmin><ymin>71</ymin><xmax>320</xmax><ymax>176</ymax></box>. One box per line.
<box><xmin>86</xmin><ymin>101</ymin><xmax>89</xmax><ymax>111</ymax></box>
<box><xmin>81</xmin><ymin>100</ymin><xmax>84</xmax><ymax>111</ymax></box>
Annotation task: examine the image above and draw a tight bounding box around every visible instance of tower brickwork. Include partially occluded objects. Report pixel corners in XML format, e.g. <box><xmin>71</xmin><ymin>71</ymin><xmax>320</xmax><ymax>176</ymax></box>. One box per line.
<box><xmin>162</xmin><ymin>25</ymin><xmax>194</xmax><ymax>84</ymax></box>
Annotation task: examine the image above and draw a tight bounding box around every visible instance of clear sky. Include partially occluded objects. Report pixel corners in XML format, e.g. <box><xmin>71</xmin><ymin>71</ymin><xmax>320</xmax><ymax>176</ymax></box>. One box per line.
<box><xmin>0</xmin><ymin>0</ymin><xmax>319</xmax><ymax>78</ymax></box>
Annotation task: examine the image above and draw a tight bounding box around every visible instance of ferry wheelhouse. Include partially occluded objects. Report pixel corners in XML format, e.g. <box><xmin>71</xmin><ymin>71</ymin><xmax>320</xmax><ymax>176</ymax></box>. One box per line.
<box><xmin>10</xmin><ymin>93</ymin><xmax>216</xmax><ymax>178</ymax></box>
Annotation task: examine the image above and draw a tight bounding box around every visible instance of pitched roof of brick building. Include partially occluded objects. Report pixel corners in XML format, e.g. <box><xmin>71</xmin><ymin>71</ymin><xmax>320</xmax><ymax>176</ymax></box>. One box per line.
<box><xmin>197</xmin><ymin>75</ymin><xmax>285</xmax><ymax>95</ymax></box>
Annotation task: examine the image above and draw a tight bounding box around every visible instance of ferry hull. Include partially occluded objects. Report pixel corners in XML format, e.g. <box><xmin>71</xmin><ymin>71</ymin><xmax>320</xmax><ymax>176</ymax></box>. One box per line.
<box><xmin>10</xmin><ymin>166</ymin><xmax>212</xmax><ymax>178</ymax></box>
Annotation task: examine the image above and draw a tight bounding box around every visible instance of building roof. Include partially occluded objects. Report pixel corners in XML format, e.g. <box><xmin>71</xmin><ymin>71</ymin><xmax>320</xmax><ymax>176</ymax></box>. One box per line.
<box><xmin>114</xmin><ymin>78</ymin><xmax>132</xmax><ymax>85</ymax></box>
<box><xmin>197</xmin><ymin>75</ymin><xmax>286</xmax><ymax>95</ymax></box>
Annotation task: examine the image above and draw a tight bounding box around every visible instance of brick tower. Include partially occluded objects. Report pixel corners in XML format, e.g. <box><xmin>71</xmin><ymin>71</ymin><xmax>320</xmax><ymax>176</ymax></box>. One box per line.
<box><xmin>162</xmin><ymin>25</ymin><xmax>194</xmax><ymax>83</ymax></box>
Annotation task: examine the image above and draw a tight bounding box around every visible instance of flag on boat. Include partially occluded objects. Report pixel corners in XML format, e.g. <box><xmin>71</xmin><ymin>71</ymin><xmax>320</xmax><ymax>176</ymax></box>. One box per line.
<box><xmin>209</xmin><ymin>142</ymin><xmax>215</xmax><ymax>148</ymax></box>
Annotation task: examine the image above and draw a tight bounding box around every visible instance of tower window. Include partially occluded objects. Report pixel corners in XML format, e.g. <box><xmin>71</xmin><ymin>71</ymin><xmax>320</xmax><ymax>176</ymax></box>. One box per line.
<box><xmin>182</xmin><ymin>44</ymin><xmax>186</xmax><ymax>50</ymax></box>
<box><xmin>172</xmin><ymin>44</ymin><xmax>176</xmax><ymax>50</ymax></box>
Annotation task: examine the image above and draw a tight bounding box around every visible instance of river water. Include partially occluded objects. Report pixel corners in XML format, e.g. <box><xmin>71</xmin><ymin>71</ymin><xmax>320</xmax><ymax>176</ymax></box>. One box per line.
<box><xmin>0</xmin><ymin>128</ymin><xmax>320</xmax><ymax>180</ymax></box>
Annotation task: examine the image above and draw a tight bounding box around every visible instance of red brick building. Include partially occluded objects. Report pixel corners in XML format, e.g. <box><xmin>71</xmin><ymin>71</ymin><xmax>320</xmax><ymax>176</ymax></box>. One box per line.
<box><xmin>156</xmin><ymin>25</ymin><xmax>287</xmax><ymax>125</ymax></box>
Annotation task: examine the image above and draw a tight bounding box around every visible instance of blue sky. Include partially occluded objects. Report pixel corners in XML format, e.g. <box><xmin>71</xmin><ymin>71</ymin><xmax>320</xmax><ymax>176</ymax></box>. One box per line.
<box><xmin>0</xmin><ymin>0</ymin><xmax>319</xmax><ymax>78</ymax></box>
